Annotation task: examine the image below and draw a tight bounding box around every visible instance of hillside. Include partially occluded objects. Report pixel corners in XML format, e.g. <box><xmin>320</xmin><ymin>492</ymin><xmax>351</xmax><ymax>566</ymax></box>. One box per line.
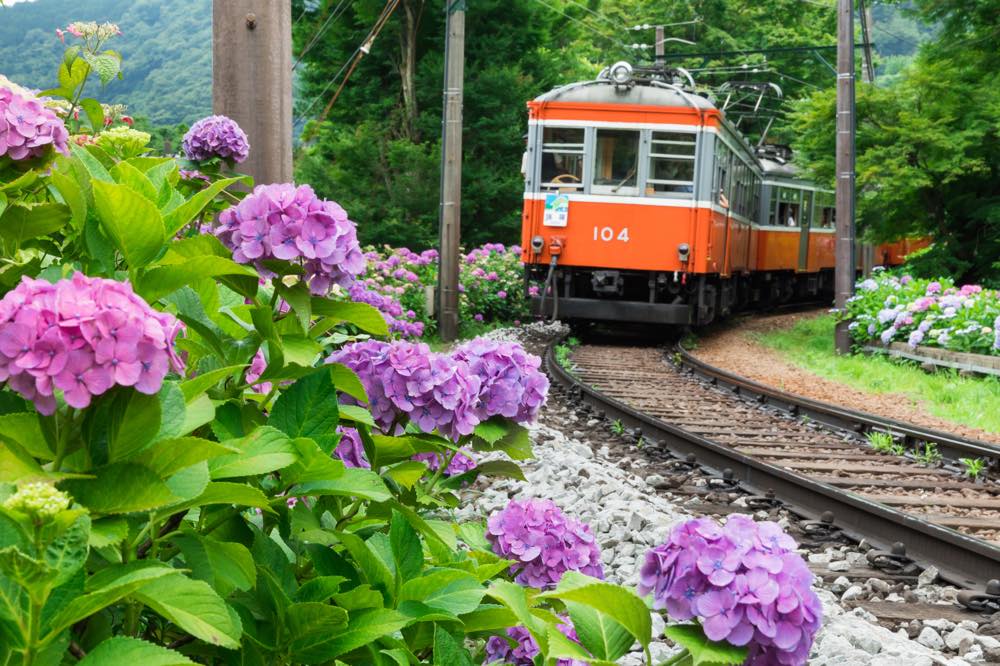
<box><xmin>0</xmin><ymin>0</ymin><xmax>211</xmax><ymax>125</ymax></box>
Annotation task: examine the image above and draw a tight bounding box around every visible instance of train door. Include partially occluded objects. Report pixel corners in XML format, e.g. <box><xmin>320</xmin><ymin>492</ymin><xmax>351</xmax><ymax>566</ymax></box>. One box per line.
<box><xmin>797</xmin><ymin>190</ymin><xmax>813</xmax><ymax>271</ymax></box>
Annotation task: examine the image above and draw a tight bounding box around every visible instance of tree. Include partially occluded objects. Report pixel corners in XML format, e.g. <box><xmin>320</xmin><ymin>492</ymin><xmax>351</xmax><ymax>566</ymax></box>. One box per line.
<box><xmin>790</xmin><ymin>0</ymin><xmax>1000</xmax><ymax>284</ymax></box>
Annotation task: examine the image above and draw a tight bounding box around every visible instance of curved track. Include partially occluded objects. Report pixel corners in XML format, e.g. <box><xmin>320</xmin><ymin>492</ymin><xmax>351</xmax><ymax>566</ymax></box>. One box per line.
<box><xmin>544</xmin><ymin>340</ymin><xmax>1000</xmax><ymax>593</ymax></box>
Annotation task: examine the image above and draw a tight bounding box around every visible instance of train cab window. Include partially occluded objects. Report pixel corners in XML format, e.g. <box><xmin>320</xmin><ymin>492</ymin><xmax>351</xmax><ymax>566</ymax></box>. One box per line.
<box><xmin>776</xmin><ymin>187</ymin><xmax>802</xmax><ymax>227</ymax></box>
<box><xmin>540</xmin><ymin>127</ymin><xmax>585</xmax><ymax>192</ymax></box>
<box><xmin>647</xmin><ymin>131</ymin><xmax>696</xmax><ymax>197</ymax></box>
<box><xmin>592</xmin><ymin>129</ymin><xmax>640</xmax><ymax>196</ymax></box>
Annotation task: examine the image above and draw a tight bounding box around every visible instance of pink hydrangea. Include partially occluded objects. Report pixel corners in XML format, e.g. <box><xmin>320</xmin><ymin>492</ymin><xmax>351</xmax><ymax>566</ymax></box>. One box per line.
<box><xmin>326</xmin><ymin>340</ymin><xmax>481</xmax><ymax>440</ymax></box>
<box><xmin>0</xmin><ymin>273</ymin><xmax>184</xmax><ymax>414</ymax></box>
<box><xmin>215</xmin><ymin>183</ymin><xmax>365</xmax><ymax>295</ymax></box>
<box><xmin>638</xmin><ymin>515</ymin><xmax>822</xmax><ymax>665</ymax></box>
<box><xmin>451</xmin><ymin>338</ymin><xmax>549</xmax><ymax>423</ymax></box>
<box><xmin>0</xmin><ymin>86</ymin><xmax>70</xmax><ymax>161</ymax></box>
<box><xmin>182</xmin><ymin>114</ymin><xmax>249</xmax><ymax>163</ymax></box>
<box><xmin>487</xmin><ymin>499</ymin><xmax>603</xmax><ymax>589</ymax></box>
<box><xmin>485</xmin><ymin>618</ymin><xmax>587</xmax><ymax>666</ymax></box>
<box><xmin>334</xmin><ymin>426</ymin><xmax>370</xmax><ymax>468</ymax></box>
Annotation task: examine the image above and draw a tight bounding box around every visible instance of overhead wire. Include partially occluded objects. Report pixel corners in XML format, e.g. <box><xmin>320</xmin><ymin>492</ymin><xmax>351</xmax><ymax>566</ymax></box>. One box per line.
<box><xmin>294</xmin><ymin>0</ymin><xmax>353</xmax><ymax>70</ymax></box>
<box><xmin>527</xmin><ymin>0</ymin><xmax>630</xmax><ymax>50</ymax></box>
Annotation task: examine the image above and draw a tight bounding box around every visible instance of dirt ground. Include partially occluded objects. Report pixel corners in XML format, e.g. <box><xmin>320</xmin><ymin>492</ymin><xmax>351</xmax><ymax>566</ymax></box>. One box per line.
<box><xmin>690</xmin><ymin>311</ymin><xmax>1000</xmax><ymax>444</ymax></box>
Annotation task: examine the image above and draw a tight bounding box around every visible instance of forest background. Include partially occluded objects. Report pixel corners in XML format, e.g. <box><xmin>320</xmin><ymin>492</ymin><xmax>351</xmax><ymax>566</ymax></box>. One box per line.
<box><xmin>2</xmin><ymin>0</ymin><xmax>995</xmax><ymax>282</ymax></box>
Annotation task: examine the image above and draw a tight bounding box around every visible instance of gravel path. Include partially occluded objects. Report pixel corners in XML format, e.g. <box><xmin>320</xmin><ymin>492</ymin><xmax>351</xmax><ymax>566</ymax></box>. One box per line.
<box><xmin>457</xmin><ymin>324</ymin><xmax>981</xmax><ymax>665</ymax></box>
<box><xmin>690</xmin><ymin>311</ymin><xmax>1000</xmax><ymax>444</ymax></box>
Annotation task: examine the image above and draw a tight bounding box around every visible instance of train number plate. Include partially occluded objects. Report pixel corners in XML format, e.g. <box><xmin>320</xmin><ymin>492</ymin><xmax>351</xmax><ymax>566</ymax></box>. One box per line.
<box><xmin>593</xmin><ymin>226</ymin><xmax>630</xmax><ymax>243</ymax></box>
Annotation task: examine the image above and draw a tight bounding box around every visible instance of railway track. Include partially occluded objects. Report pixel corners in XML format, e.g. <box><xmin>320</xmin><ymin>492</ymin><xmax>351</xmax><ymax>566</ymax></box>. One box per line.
<box><xmin>544</xmin><ymin>339</ymin><xmax>1000</xmax><ymax>602</ymax></box>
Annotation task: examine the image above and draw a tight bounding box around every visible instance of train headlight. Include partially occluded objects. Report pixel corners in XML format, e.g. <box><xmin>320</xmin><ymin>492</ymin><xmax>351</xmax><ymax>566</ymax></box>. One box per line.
<box><xmin>609</xmin><ymin>61</ymin><xmax>633</xmax><ymax>86</ymax></box>
<box><xmin>531</xmin><ymin>235</ymin><xmax>545</xmax><ymax>253</ymax></box>
<box><xmin>678</xmin><ymin>243</ymin><xmax>690</xmax><ymax>262</ymax></box>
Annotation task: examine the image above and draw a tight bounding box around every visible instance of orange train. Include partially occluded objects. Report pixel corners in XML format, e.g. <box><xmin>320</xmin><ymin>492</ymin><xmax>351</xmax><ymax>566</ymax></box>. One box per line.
<box><xmin>520</xmin><ymin>62</ymin><xmax>928</xmax><ymax>325</ymax></box>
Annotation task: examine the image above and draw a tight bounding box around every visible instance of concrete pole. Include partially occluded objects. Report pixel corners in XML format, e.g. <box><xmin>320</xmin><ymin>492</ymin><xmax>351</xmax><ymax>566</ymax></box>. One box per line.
<box><xmin>655</xmin><ymin>25</ymin><xmax>665</xmax><ymax>68</ymax></box>
<box><xmin>437</xmin><ymin>1</ymin><xmax>465</xmax><ymax>341</ymax></box>
<box><xmin>212</xmin><ymin>1</ymin><xmax>292</xmax><ymax>185</ymax></box>
<box><xmin>834</xmin><ymin>0</ymin><xmax>856</xmax><ymax>353</ymax></box>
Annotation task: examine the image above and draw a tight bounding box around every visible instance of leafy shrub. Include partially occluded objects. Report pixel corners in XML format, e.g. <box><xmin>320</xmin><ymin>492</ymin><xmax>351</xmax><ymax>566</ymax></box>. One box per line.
<box><xmin>840</xmin><ymin>269</ymin><xmax>1000</xmax><ymax>355</ymax></box>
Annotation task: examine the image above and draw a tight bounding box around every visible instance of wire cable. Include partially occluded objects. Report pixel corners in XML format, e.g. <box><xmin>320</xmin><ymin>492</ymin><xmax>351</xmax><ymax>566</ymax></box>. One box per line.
<box><xmin>294</xmin><ymin>0</ymin><xmax>352</xmax><ymax>70</ymax></box>
<box><xmin>527</xmin><ymin>0</ymin><xmax>630</xmax><ymax>49</ymax></box>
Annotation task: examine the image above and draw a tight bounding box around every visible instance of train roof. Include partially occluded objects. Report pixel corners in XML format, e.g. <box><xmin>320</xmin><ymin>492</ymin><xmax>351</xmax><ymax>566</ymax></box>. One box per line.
<box><xmin>533</xmin><ymin>79</ymin><xmax>718</xmax><ymax>112</ymax></box>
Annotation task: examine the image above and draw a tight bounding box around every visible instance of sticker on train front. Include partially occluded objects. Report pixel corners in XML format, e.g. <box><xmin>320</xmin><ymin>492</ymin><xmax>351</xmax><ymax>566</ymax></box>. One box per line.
<box><xmin>543</xmin><ymin>193</ymin><xmax>569</xmax><ymax>227</ymax></box>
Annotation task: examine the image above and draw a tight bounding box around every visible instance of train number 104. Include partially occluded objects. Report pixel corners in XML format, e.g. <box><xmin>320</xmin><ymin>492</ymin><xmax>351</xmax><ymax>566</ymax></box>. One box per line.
<box><xmin>593</xmin><ymin>226</ymin><xmax>630</xmax><ymax>242</ymax></box>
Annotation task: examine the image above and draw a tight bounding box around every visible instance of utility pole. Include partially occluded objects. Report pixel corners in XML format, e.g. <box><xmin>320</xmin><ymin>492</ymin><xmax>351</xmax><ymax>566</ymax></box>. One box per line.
<box><xmin>437</xmin><ymin>0</ymin><xmax>465</xmax><ymax>342</ymax></box>
<box><xmin>213</xmin><ymin>1</ymin><xmax>292</xmax><ymax>184</ymax></box>
<box><xmin>834</xmin><ymin>0</ymin><xmax>856</xmax><ymax>354</ymax></box>
<box><xmin>858</xmin><ymin>0</ymin><xmax>876</xmax><ymax>278</ymax></box>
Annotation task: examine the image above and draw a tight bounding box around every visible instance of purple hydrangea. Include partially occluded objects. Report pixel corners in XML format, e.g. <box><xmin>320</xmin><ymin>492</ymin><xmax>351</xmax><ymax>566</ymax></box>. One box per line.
<box><xmin>334</xmin><ymin>426</ymin><xmax>370</xmax><ymax>468</ymax></box>
<box><xmin>326</xmin><ymin>340</ymin><xmax>481</xmax><ymax>440</ymax></box>
<box><xmin>215</xmin><ymin>183</ymin><xmax>365</xmax><ymax>295</ymax></box>
<box><xmin>486</xmin><ymin>499</ymin><xmax>603</xmax><ymax>589</ymax></box>
<box><xmin>412</xmin><ymin>448</ymin><xmax>476</xmax><ymax>476</ymax></box>
<box><xmin>0</xmin><ymin>86</ymin><xmax>70</xmax><ymax>161</ymax></box>
<box><xmin>348</xmin><ymin>282</ymin><xmax>424</xmax><ymax>338</ymax></box>
<box><xmin>245</xmin><ymin>348</ymin><xmax>272</xmax><ymax>394</ymax></box>
<box><xmin>0</xmin><ymin>273</ymin><xmax>184</xmax><ymax>415</ymax></box>
<box><xmin>639</xmin><ymin>515</ymin><xmax>822</xmax><ymax>666</ymax></box>
<box><xmin>485</xmin><ymin>618</ymin><xmax>587</xmax><ymax>666</ymax></box>
<box><xmin>181</xmin><ymin>114</ymin><xmax>249</xmax><ymax>163</ymax></box>
<box><xmin>451</xmin><ymin>339</ymin><xmax>549</xmax><ymax>423</ymax></box>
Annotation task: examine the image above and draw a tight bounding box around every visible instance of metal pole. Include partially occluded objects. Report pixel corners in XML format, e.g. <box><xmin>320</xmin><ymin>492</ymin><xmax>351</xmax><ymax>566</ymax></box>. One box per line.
<box><xmin>858</xmin><ymin>0</ymin><xmax>875</xmax><ymax>278</ymax></box>
<box><xmin>437</xmin><ymin>0</ymin><xmax>465</xmax><ymax>341</ymax></box>
<box><xmin>834</xmin><ymin>0</ymin><xmax>856</xmax><ymax>353</ymax></box>
<box><xmin>655</xmin><ymin>25</ymin><xmax>665</xmax><ymax>68</ymax></box>
<box><xmin>212</xmin><ymin>1</ymin><xmax>293</xmax><ymax>184</ymax></box>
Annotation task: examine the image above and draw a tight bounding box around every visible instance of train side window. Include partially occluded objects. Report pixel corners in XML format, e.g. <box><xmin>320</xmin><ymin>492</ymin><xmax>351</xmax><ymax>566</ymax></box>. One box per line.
<box><xmin>777</xmin><ymin>187</ymin><xmax>801</xmax><ymax>227</ymax></box>
<box><xmin>592</xmin><ymin>129</ymin><xmax>640</xmax><ymax>195</ymax></box>
<box><xmin>540</xmin><ymin>127</ymin><xmax>585</xmax><ymax>192</ymax></box>
<box><xmin>647</xmin><ymin>131</ymin><xmax>696</xmax><ymax>197</ymax></box>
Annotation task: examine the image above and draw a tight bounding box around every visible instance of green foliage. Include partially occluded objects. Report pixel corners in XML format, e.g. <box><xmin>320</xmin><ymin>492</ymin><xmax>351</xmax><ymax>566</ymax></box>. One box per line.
<box><xmin>960</xmin><ymin>457</ymin><xmax>986</xmax><ymax>480</ymax></box>
<box><xmin>662</xmin><ymin>624</ymin><xmax>748</xmax><ymax>665</ymax></box>
<box><xmin>0</xmin><ymin>0</ymin><xmax>211</xmax><ymax>126</ymax></box>
<box><xmin>915</xmin><ymin>443</ymin><xmax>942</xmax><ymax>466</ymax></box>
<box><xmin>866</xmin><ymin>431</ymin><xmax>895</xmax><ymax>453</ymax></box>
<box><xmin>555</xmin><ymin>336</ymin><xmax>581</xmax><ymax>372</ymax></box>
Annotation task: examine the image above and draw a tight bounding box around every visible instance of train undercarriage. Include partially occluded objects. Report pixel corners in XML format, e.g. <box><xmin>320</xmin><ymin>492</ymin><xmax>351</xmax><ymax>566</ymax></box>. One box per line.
<box><xmin>526</xmin><ymin>266</ymin><xmax>834</xmax><ymax>326</ymax></box>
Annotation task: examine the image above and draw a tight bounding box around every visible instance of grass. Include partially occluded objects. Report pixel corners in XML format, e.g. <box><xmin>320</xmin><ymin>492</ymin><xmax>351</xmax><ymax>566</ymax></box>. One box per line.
<box><xmin>752</xmin><ymin>314</ymin><xmax>1000</xmax><ymax>435</ymax></box>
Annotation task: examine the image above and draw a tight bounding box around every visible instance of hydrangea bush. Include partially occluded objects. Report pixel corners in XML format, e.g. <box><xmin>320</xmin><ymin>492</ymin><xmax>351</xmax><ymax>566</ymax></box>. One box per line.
<box><xmin>840</xmin><ymin>270</ymin><xmax>1000</xmax><ymax>355</ymax></box>
<box><xmin>182</xmin><ymin>114</ymin><xmax>250</xmax><ymax>164</ymax></box>
<box><xmin>639</xmin><ymin>515</ymin><xmax>822</xmax><ymax>665</ymax></box>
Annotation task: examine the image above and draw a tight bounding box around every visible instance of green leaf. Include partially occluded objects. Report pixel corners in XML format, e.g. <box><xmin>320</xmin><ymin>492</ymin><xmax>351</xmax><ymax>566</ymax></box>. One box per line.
<box><xmin>108</xmin><ymin>391</ymin><xmax>161</xmax><ymax>462</ymax></box>
<box><xmin>316</xmin><ymin>608</ymin><xmax>410</xmax><ymax>659</ymax></box>
<box><xmin>276</xmin><ymin>281</ymin><xmax>313</xmax><ymax>332</ymax></box>
<box><xmin>78</xmin><ymin>637</ymin><xmax>196</xmax><ymax>666</ymax></box>
<box><xmin>70</xmin><ymin>143</ymin><xmax>113</xmax><ymax>182</ymax></box>
<box><xmin>44</xmin><ymin>513</ymin><xmax>90</xmax><ymax>588</ymax></box>
<box><xmin>61</xmin><ymin>463</ymin><xmax>178</xmax><ymax>514</ymax></box>
<box><xmin>473</xmin><ymin>417</ymin><xmax>509</xmax><ymax>445</ymax></box>
<box><xmin>44</xmin><ymin>561</ymin><xmax>181</xmax><ymax>638</ymax></box>
<box><xmin>338</xmin><ymin>532</ymin><xmax>394</xmax><ymax>602</ymax></box>
<box><xmin>399</xmin><ymin>569</ymin><xmax>484</xmax><ymax>617</ymax></box>
<box><xmin>133</xmin><ymin>575</ymin><xmax>242</xmax><ymax>649</ymax></box>
<box><xmin>88</xmin><ymin>517</ymin><xmax>127</xmax><ymax>549</ymax></box>
<box><xmin>291</xmin><ymin>467</ymin><xmax>391</xmax><ymax>502</ymax></box>
<box><xmin>389</xmin><ymin>511</ymin><xmax>423</xmax><ymax>583</ymax></box>
<box><xmin>180</xmin><ymin>364</ymin><xmax>246</xmax><ymax>401</ymax></box>
<box><xmin>269</xmin><ymin>370</ymin><xmax>339</xmax><ymax>445</ymax></box>
<box><xmin>433</xmin><ymin>624</ymin><xmax>473</xmax><ymax>666</ymax></box>
<box><xmin>209</xmin><ymin>426</ymin><xmax>298</xmax><ymax>479</ymax></box>
<box><xmin>0</xmin><ymin>440</ymin><xmax>45</xmax><ymax>483</ymax></box>
<box><xmin>79</xmin><ymin>98</ymin><xmax>106</xmax><ymax>134</ymax></box>
<box><xmin>47</xmin><ymin>170</ymin><xmax>87</xmax><ymax>232</ymax></box>
<box><xmin>295</xmin><ymin>576</ymin><xmax>346</xmax><ymax>604</ymax></box>
<box><xmin>457</xmin><ymin>604</ymin><xmax>516</xmax><ymax>633</ymax></box>
<box><xmin>173</xmin><ymin>532</ymin><xmax>256</xmax><ymax>597</ymax></box>
<box><xmin>83</xmin><ymin>52</ymin><xmax>120</xmax><ymax>85</ymax></box>
<box><xmin>110</xmin><ymin>160</ymin><xmax>158</xmax><ymax>201</ymax></box>
<box><xmin>285</xmin><ymin>602</ymin><xmax>350</xmax><ymax>661</ymax></box>
<box><xmin>662</xmin><ymin>625</ymin><xmax>748</xmax><ymax>666</ymax></box>
<box><xmin>159</xmin><ymin>482</ymin><xmax>272</xmax><ymax>517</ymax></box>
<box><xmin>0</xmin><ymin>413</ymin><xmax>51</xmax><ymax>460</ymax></box>
<box><xmin>162</xmin><ymin>176</ymin><xmax>248</xmax><ymax>236</ymax></box>
<box><xmin>0</xmin><ymin>547</ymin><xmax>52</xmax><ymax>596</ymax></box>
<box><xmin>312</xmin><ymin>299</ymin><xmax>390</xmax><ymax>336</ymax></box>
<box><xmin>471</xmin><ymin>422</ymin><xmax>532</xmax><ymax>461</ymax></box>
<box><xmin>539</xmin><ymin>572</ymin><xmax>651</xmax><ymax>651</ymax></box>
<box><xmin>0</xmin><ymin>203</ymin><xmax>71</xmax><ymax>246</ymax></box>
<box><xmin>136</xmin><ymin>437</ymin><xmax>239</xmax><ymax>477</ymax></box>
<box><xmin>443</xmin><ymin>461</ymin><xmax>525</xmax><ymax>490</ymax></box>
<box><xmin>484</xmin><ymin>580</ymin><xmax>546</xmax><ymax>651</ymax></box>
<box><xmin>329</xmin><ymin>362</ymin><xmax>367</xmax><ymax>402</ymax></box>
<box><xmin>565</xmin><ymin>601</ymin><xmax>632</xmax><ymax>661</ymax></box>
<box><xmin>138</xmin><ymin>256</ymin><xmax>258</xmax><ymax>301</ymax></box>
<box><xmin>384</xmin><ymin>461</ymin><xmax>427</xmax><ymax>489</ymax></box>
<box><xmin>92</xmin><ymin>179</ymin><xmax>166</xmax><ymax>268</ymax></box>
<box><xmin>338</xmin><ymin>403</ymin><xmax>375</xmax><ymax>426</ymax></box>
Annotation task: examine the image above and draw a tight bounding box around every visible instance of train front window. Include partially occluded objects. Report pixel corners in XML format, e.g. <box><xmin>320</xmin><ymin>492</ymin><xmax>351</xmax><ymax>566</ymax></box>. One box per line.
<box><xmin>540</xmin><ymin>127</ymin><xmax>585</xmax><ymax>192</ymax></box>
<box><xmin>592</xmin><ymin>129</ymin><xmax>639</xmax><ymax>195</ymax></box>
<box><xmin>648</xmin><ymin>131</ymin><xmax>696</xmax><ymax>197</ymax></box>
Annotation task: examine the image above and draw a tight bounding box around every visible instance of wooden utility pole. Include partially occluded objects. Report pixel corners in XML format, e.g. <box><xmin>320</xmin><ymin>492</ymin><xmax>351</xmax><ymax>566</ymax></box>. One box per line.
<box><xmin>834</xmin><ymin>0</ymin><xmax>856</xmax><ymax>353</ymax></box>
<box><xmin>213</xmin><ymin>1</ymin><xmax>292</xmax><ymax>185</ymax></box>
<box><xmin>437</xmin><ymin>0</ymin><xmax>465</xmax><ymax>341</ymax></box>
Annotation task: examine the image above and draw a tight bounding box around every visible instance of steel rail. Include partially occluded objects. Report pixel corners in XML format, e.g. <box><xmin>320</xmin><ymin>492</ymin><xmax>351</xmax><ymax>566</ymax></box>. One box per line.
<box><xmin>544</xmin><ymin>341</ymin><xmax>1000</xmax><ymax>590</ymax></box>
<box><xmin>673</xmin><ymin>343</ymin><xmax>1000</xmax><ymax>463</ymax></box>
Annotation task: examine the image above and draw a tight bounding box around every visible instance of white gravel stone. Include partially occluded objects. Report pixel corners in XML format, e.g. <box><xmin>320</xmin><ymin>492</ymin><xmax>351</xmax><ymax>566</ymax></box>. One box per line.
<box><xmin>455</xmin><ymin>383</ymin><xmax>975</xmax><ymax>665</ymax></box>
<box><xmin>828</xmin><ymin>560</ymin><xmax>851</xmax><ymax>572</ymax></box>
<box><xmin>918</xmin><ymin>565</ymin><xmax>940</xmax><ymax>588</ymax></box>
<box><xmin>946</xmin><ymin>628</ymin><xmax>977</xmax><ymax>651</ymax></box>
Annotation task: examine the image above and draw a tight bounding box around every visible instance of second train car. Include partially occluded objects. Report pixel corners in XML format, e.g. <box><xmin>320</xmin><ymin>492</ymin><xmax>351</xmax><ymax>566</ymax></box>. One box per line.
<box><xmin>520</xmin><ymin>62</ymin><xmax>925</xmax><ymax>326</ymax></box>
